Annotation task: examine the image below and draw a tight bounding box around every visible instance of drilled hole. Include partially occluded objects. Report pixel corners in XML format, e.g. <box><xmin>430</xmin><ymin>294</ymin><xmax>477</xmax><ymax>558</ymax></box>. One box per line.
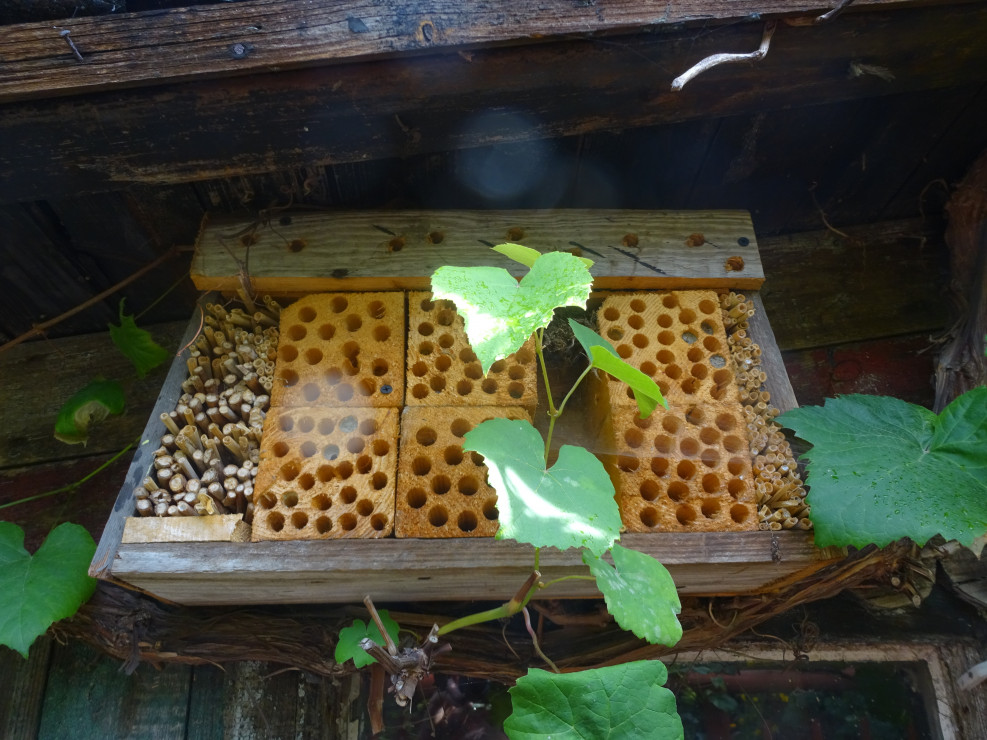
<box><xmin>444</xmin><ymin>446</ymin><xmax>464</xmax><ymax>465</ymax></box>
<box><xmin>457</xmin><ymin>380</ymin><xmax>473</xmax><ymax>396</ymax></box>
<box><xmin>483</xmin><ymin>498</ymin><xmax>499</xmax><ymax>521</ymax></box>
<box><xmin>416</xmin><ymin>427</ymin><xmax>437</xmax><ymax>446</ymax></box>
<box><xmin>280</xmin><ymin>345</ymin><xmax>298</xmax><ymax>362</ymax></box>
<box><xmin>667</xmin><ymin>481</ymin><xmax>689</xmax><ymax>502</ymax></box>
<box><xmin>640</xmin><ymin>480</ymin><xmax>660</xmax><ymax>501</ymax></box>
<box><xmin>617</xmin><ymin>344</ymin><xmax>632</xmax><ymax>359</ymax></box>
<box><xmin>716</xmin><ymin>413</ymin><xmax>737</xmax><ymax>432</ymax></box>
<box><xmin>336</xmin><ymin>383</ymin><xmax>354</xmax><ymax>402</ymax></box>
<box><xmin>325</xmin><ymin>367</ymin><xmax>342</xmax><ymax>385</ymax></box>
<box><xmin>640</xmin><ymin>507</ymin><xmax>659</xmax><ymax>528</ymax></box>
<box><xmin>676</xmin><ymin>460</ymin><xmax>696</xmax><ymax>479</ymax></box>
<box><xmin>628</xmin><ymin>314</ymin><xmax>644</xmax><ymax>330</ymax></box>
<box><xmin>290</xmin><ymin>511</ymin><xmax>308</xmax><ymax>529</ymax></box>
<box><xmin>267</xmin><ymin>512</ymin><xmax>285</xmax><ymax>532</ymax></box>
<box><xmin>280</xmin><ymin>461</ymin><xmax>300</xmax><ymax>481</ymax></box>
<box><xmin>703</xmin><ymin>474</ymin><xmax>722</xmax><ymax>493</ymax></box>
<box><xmin>491</xmin><ymin>359</ymin><xmax>507</xmax><ymax>373</ymax></box>
<box><xmin>339</xmin><ymin>513</ymin><xmax>357</xmax><ymax>531</ymax></box>
<box><xmin>658</xmin><ymin>331</ymin><xmax>675</xmax><ymax>345</ymax></box>
<box><xmin>617</xmin><ymin>455</ymin><xmax>639</xmax><ymax>472</ymax></box>
<box><xmin>723</xmin><ymin>435</ymin><xmax>745</xmax><ymax>454</ymax></box>
<box><xmin>458</xmin><ymin>476</ymin><xmax>479</xmax><ymax>496</ymax></box>
<box><xmin>457</xmin><ymin>511</ymin><xmax>477</xmax><ymax>532</ymax></box>
<box><xmin>450</xmin><ymin>418</ymin><xmax>471</xmax><ymax>437</ymax></box>
<box><xmin>407</xmin><ymin>488</ymin><xmax>427</xmax><ymax>509</ymax></box>
<box><xmin>330</xmin><ymin>296</ymin><xmax>348</xmax><ymax>313</ymax></box>
<box><xmin>676</xmin><ymin>505</ymin><xmax>697</xmax><ymax>526</ymax></box>
<box><xmin>356</xmin><ymin>455</ymin><xmax>372</xmax><ymax>474</ymax></box>
<box><xmin>280</xmin><ymin>368</ymin><xmax>300</xmax><ymax>387</ymax></box>
<box><xmin>356</xmin><ymin>499</ymin><xmax>374</xmax><ymax>517</ymax></box>
<box><xmin>313</xmin><ymin>493</ymin><xmax>331</xmax><ymax>510</ymax></box>
<box><xmin>651</xmin><ymin>457</ymin><xmax>669</xmax><ymax>477</ymax></box>
<box><xmin>607</xmin><ymin>327</ymin><xmax>624</xmax><ymax>341</ymax></box>
<box><xmin>432</xmin><ymin>475</ymin><xmax>451</xmax><ymax>495</ymax></box>
<box><xmin>681</xmin><ymin>377</ymin><xmax>700</xmax><ymax>395</ymax></box>
<box><xmin>665</xmin><ymin>364</ymin><xmax>682</xmax><ymax>380</ymax></box>
<box><xmin>632</xmin><ymin>333</ymin><xmax>649</xmax><ymax>349</ymax></box>
<box><xmin>418</xmin><ymin>322</ymin><xmax>434</xmax><ymax>336</ymax></box>
<box><xmin>691</xmin><ymin>364</ymin><xmax>708</xmax><ymax>379</ymax></box>
<box><xmin>656</xmin><ymin>349</ymin><xmax>675</xmax><ymax>364</ymax></box>
<box><xmin>699</xmin><ymin>299</ymin><xmax>717</xmax><ymax>314</ymax></box>
<box><xmin>420</xmin><ymin>297</ymin><xmax>435</xmax><ymax>312</ymax></box>
<box><xmin>728</xmin><ymin>478</ymin><xmax>747</xmax><ymax>498</ymax></box>
<box><xmin>371</xmin><ymin>472</ymin><xmax>388</xmax><ymax>490</ymax></box>
<box><xmin>603</xmin><ymin>307</ymin><xmax>620</xmax><ymax>321</ymax></box>
<box><xmin>459</xmin><ymin>348</ymin><xmax>477</xmax><ymax>363</ymax></box>
<box><xmin>258</xmin><ymin>491</ymin><xmax>276</xmax><ymax>509</ymax></box>
<box><xmin>317</xmin><ymin>418</ymin><xmax>335</xmax><ymax>435</ymax></box>
<box><xmin>435</xmin><ymin>355</ymin><xmax>452</xmax><ymax>372</ymax></box>
<box><xmin>299</xmin><ymin>441</ymin><xmax>317</xmax><ymax>458</ymax></box>
<box><xmin>429</xmin><ymin>506</ymin><xmax>449</xmax><ymax>527</ymax></box>
<box><xmin>411</xmin><ymin>384</ymin><xmax>429</xmax><ymax>399</ymax></box>
<box><xmin>412</xmin><ymin>456</ymin><xmax>432</xmax><ymax>476</ymax></box>
<box><xmin>429</xmin><ymin>375</ymin><xmax>446</xmax><ymax>393</ymax></box>
<box><xmin>464</xmin><ymin>363</ymin><xmax>483</xmax><ymax>380</ymax></box>
<box><xmin>439</xmin><ymin>333</ymin><xmax>454</xmax><ymax>349</ymax></box>
<box><xmin>508</xmin><ymin>381</ymin><xmax>525</xmax><ymax>399</ymax></box>
<box><xmin>370</xmin><ymin>514</ymin><xmax>387</xmax><ymax>531</ymax></box>
<box><xmin>340</xmin><ymin>485</ymin><xmax>357</xmax><ymax>504</ymax></box>
<box><xmin>482</xmin><ymin>378</ymin><xmax>498</xmax><ymax>394</ymax></box>
<box><xmin>315</xmin><ymin>516</ymin><xmax>332</xmax><ymax>534</ymax></box>
<box><xmin>318</xmin><ymin>323</ymin><xmax>336</xmax><ymax>340</ymax></box>
<box><xmin>640</xmin><ymin>361</ymin><xmax>657</xmax><ymax>377</ymax></box>
<box><xmin>419</xmin><ymin>342</ymin><xmax>434</xmax><ymax>355</ymax></box>
<box><xmin>437</xmin><ymin>308</ymin><xmax>456</xmax><ymax>326</ymax></box>
<box><xmin>316</xmin><ymin>465</ymin><xmax>335</xmax><ymax>483</ymax></box>
<box><xmin>730</xmin><ymin>504</ymin><xmax>751</xmax><ymax>523</ymax></box>
<box><xmin>287</xmin><ymin>325</ymin><xmax>306</xmax><ymax>341</ymax></box>
<box><xmin>337</xmin><ymin>461</ymin><xmax>355</xmax><ymax>480</ymax></box>
<box><xmin>662</xmin><ymin>295</ymin><xmax>678</xmax><ymax>308</ymax></box>
<box><xmin>654</xmin><ymin>435</ymin><xmax>674</xmax><ymax>454</ymax></box>
<box><xmin>272</xmin><ymin>441</ymin><xmax>289</xmax><ymax>458</ymax></box>
<box><xmin>680</xmin><ymin>437</ymin><xmax>700</xmax><ymax>457</ymax></box>
<box><xmin>302</xmin><ymin>383</ymin><xmax>321</xmax><ymax>403</ymax></box>
<box><xmin>322</xmin><ymin>444</ymin><xmax>340</xmax><ymax>461</ymax></box>
<box><xmin>373</xmin><ymin>439</ymin><xmax>389</xmax><ymax>456</ymax></box>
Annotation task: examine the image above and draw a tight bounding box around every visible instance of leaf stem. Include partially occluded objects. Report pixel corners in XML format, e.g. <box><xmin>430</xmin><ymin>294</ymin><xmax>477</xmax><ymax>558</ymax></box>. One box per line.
<box><xmin>522</xmin><ymin>606</ymin><xmax>560</xmax><ymax>673</ymax></box>
<box><xmin>556</xmin><ymin>364</ymin><xmax>592</xmax><ymax>419</ymax></box>
<box><xmin>534</xmin><ymin>328</ymin><xmax>558</xmax><ymax>464</ymax></box>
<box><xmin>540</xmin><ymin>574</ymin><xmax>597</xmax><ymax>589</ymax></box>
<box><xmin>0</xmin><ymin>439</ymin><xmax>138</xmax><ymax>512</ymax></box>
<box><xmin>438</xmin><ymin>570</ymin><xmax>541</xmax><ymax>636</ymax></box>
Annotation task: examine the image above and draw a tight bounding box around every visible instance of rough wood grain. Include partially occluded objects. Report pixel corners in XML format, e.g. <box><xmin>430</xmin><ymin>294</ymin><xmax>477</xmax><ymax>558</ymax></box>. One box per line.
<box><xmin>0</xmin><ymin>638</ymin><xmax>51</xmax><ymax>740</ymax></box>
<box><xmin>191</xmin><ymin>209</ymin><xmax>764</xmax><ymax>292</ymax></box>
<box><xmin>0</xmin><ymin>321</ymin><xmax>187</xmax><ymax>469</ymax></box>
<box><xmin>4</xmin><ymin>5</ymin><xmax>987</xmax><ymax>202</ymax></box>
<box><xmin>37</xmin><ymin>640</ymin><xmax>191</xmax><ymax>740</ymax></box>
<box><xmin>758</xmin><ymin>219</ymin><xmax>950</xmax><ymax>350</ymax></box>
<box><xmin>748</xmin><ymin>292</ymin><xmax>798</xmax><ymax>414</ymax></box>
<box><xmin>122</xmin><ymin>515</ymin><xmax>248</xmax><ymax>544</ymax></box>
<box><xmin>0</xmin><ymin>0</ymin><xmax>960</xmax><ymax>104</ymax></box>
<box><xmin>109</xmin><ymin>532</ymin><xmax>841</xmax><ymax>605</ymax></box>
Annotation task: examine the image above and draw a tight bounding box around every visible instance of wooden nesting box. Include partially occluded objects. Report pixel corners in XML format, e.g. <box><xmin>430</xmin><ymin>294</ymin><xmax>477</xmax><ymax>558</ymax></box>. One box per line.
<box><xmin>90</xmin><ymin>209</ymin><xmax>842</xmax><ymax>606</ymax></box>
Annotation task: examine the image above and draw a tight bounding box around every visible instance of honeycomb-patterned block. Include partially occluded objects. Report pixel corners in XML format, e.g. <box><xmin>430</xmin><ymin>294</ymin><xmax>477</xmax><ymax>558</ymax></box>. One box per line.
<box><xmin>271</xmin><ymin>293</ymin><xmax>405</xmax><ymax>408</ymax></box>
<box><xmin>252</xmin><ymin>407</ymin><xmax>398</xmax><ymax>540</ymax></box>
<box><xmin>604</xmin><ymin>403</ymin><xmax>757</xmax><ymax>533</ymax></box>
<box><xmin>595</xmin><ymin>291</ymin><xmax>739</xmax><ymax>407</ymax></box>
<box><xmin>405</xmin><ymin>292</ymin><xmax>538</xmax><ymax>408</ymax></box>
<box><xmin>395</xmin><ymin>406</ymin><xmax>532</xmax><ymax>538</ymax></box>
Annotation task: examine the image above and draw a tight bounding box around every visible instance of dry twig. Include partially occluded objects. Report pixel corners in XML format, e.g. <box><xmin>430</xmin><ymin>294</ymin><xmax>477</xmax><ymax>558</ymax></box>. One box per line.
<box><xmin>671</xmin><ymin>22</ymin><xmax>776</xmax><ymax>92</ymax></box>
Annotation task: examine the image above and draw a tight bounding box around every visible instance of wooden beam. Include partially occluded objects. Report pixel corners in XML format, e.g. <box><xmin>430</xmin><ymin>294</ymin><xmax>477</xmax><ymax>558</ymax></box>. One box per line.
<box><xmin>0</xmin><ymin>0</ymin><xmax>962</xmax><ymax>104</ymax></box>
<box><xmin>190</xmin><ymin>209</ymin><xmax>765</xmax><ymax>293</ymax></box>
<box><xmin>3</xmin><ymin>4</ymin><xmax>987</xmax><ymax>202</ymax></box>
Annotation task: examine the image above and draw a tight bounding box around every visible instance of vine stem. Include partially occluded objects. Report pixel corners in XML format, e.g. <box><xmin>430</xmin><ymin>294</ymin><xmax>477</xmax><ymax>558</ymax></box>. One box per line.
<box><xmin>540</xmin><ymin>574</ymin><xmax>596</xmax><ymax>589</ymax></box>
<box><xmin>0</xmin><ymin>438</ymin><xmax>138</xmax><ymax>511</ymax></box>
<box><xmin>534</xmin><ymin>327</ymin><xmax>557</xmax><ymax>465</ymax></box>
<box><xmin>523</xmin><ymin>607</ymin><xmax>560</xmax><ymax>673</ymax></box>
<box><xmin>438</xmin><ymin>570</ymin><xmax>541</xmax><ymax>636</ymax></box>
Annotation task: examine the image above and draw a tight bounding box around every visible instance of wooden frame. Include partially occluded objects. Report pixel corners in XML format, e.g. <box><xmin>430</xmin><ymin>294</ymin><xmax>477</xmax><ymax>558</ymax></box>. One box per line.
<box><xmin>92</xmin><ymin>210</ymin><xmax>840</xmax><ymax>605</ymax></box>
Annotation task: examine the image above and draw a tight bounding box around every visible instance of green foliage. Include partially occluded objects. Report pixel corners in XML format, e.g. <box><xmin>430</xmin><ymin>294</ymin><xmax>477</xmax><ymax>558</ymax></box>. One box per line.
<box><xmin>334</xmin><ymin>610</ymin><xmax>401</xmax><ymax>668</ymax></box>
<box><xmin>504</xmin><ymin>662</ymin><xmax>684</xmax><ymax>740</ymax></box>
<box><xmin>492</xmin><ymin>242</ymin><xmax>594</xmax><ymax>270</ymax></box>
<box><xmin>779</xmin><ymin>388</ymin><xmax>987</xmax><ymax>548</ymax></box>
<box><xmin>53</xmin><ymin>379</ymin><xmax>125</xmax><ymax>445</ymax></box>
<box><xmin>568</xmin><ymin>319</ymin><xmax>667</xmax><ymax>417</ymax></box>
<box><xmin>583</xmin><ymin>543</ymin><xmax>682</xmax><ymax>646</ymax></box>
<box><xmin>108</xmin><ymin>299</ymin><xmax>170</xmax><ymax>378</ymax></box>
<box><xmin>431</xmin><ymin>250</ymin><xmax>593</xmax><ymax>373</ymax></box>
<box><xmin>0</xmin><ymin>522</ymin><xmax>97</xmax><ymax>657</ymax></box>
<box><xmin>463</xmin><ymin>418</ymin><xmax>621</xmax><ymax>556</ymax></box>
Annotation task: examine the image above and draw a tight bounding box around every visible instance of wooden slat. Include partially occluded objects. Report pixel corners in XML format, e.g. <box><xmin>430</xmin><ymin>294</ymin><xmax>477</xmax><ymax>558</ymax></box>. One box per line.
<box><xmin>89</xmin><ymin>314</ymin><xmax>207</xmax><ymax>580</ymax></box>
<box><xmin>191</xmin><ymin>209</ymin><xmax>764</xmax><ymax>292</ymax></box>
<box><xmin>0</xmin><ymin>321</ymin><xmax>188</xmax><ymax>469</ymax></box>
<box><xmin>0</xmin><ymin>638</ymin><xmax>51</xmax><ymax>740</ymax></box>
<box><xmin>122</xmin><ymin>514</ymin><xmax>249</xmax><ymax>544</ymax></box>
<box><xmin>110</xmin><ymin>532</ymin><xmax>841</xmax><ymax>605</ymax></box>
<box><xmin>37</xmin><ymin>641</ymin><xmax>191</xmax><ymax>739</ymax></box>
<box><xmin>0</xmin><ymin>0</ymin><xmax>958</xmax><ymax>104</ymax></box>
<box><xmin>5</xmin><ymin>5</ymin><xmax>987</xmax><ymax>203</ymax></box>
<box><xmin>748</xmin><ymin>292</ymin><xmax>798</xmax><ymax>415</ymax></box>
<box><xmin>758</xmin><ymin>219</ymin><xmax>950</xmax><ymax>350</ymax></box>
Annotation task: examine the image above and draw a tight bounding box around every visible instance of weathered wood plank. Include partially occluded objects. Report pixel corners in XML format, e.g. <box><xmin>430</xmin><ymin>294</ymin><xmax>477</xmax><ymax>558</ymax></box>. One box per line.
<box><xmin>4</xmin><ymin>5</ymin><xmax>987</xmax><ymax>202</ymax></box>
<box><xmin>191</xmin><ymin>209</ymin><xmax>764</xmax><ymax>293</ymax></box>
<box><xmin>0</xmin><ymin>0</ymin><xmax>961</xmax><ymax>104</ymax></box>
<box><xmin>89</xmin><ymin>314</ymin><xmax>207</xmax><ymax>579</ymax></box>
<box><xmin>782</xmin><ymin>333</ymin><xmax>938</xmax><ymax>408</ymax></box>
<box><xmin>748</xmin><ymin>292</ymin><xmax>798</xmax><ymax>414</ymax></box>
<box><xmin>0</xmin><ymin>321</ymin><xmax>187</xmax><ymax>469</ymax></box>
<box><xmin>0</xmin><ymin>638</ymin><xmax>51</xmax><ymax>740</ymax></box>
<box><xmin>37</xmin><ymin>640</ymin><xmax>191</xmax><ymax>740</ymax></box>
<box><xmin>758</xmin><ymin>219</ymin><xmax>950</xmax><ymax>350</ymax></box>
<box><xmin>110</xmin><ymin>531</ymin><xmax>841</xmax><ymax>604</ymax></box>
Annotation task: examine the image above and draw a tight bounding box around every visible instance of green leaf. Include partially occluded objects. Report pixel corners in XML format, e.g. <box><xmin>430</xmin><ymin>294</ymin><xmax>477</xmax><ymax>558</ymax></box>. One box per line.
<box><xmin>334</xmin><ymin>611</ymin><xmax>401</xmax><ymax>668</ymax></box>
<box><xmin>778</xmin><ymin>389</ymin><xmax>987</xmax><ymax>548</ymax></box>
<box><xmin>0</xmin><ymin>522</ymin><xmax>97</xmax><ymax>657</ymax></box>
<box><xmin>493</xmin><ymin>243</ymin><xmax>594</xmax><ymax>270</ymax></box>
<box><xmin>109</xmin><ymin>299</ymin><xmax>170</xmax><ymax>378</ymax></box>
<box><xmin>582</xmin><ymin>544</ymin><xmax>682</xmax><ymax>646</ymax></box>
<box><xmin>431</xmin><ymin>251</ymin><xmax>593</xmax><ymax>373</ymax></box>
<box><xmin>54</xmin><ymin>379</ymin><xmax>126</xmax><ymax>445</ymax></box>
<box><xmin>504</xmin><ymin>662</ymin><xmax>683</xmax><ymax>740</ymax></box>
<box><xmin>568</xmin><ymin>319</ymin><xmax>668</xmax><ymax>417</ymax></box>
<box><xmin>463</xmin><ymin>418</ymin><xmax>621</xmax><ymax>556</ymax></box>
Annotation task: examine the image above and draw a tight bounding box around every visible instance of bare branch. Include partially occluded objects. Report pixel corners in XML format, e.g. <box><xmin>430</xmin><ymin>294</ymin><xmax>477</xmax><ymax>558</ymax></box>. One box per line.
<box><xmin>671</xmin><ymin>22</ymin><xmax>776</xmax><ymax>92</ymax></box>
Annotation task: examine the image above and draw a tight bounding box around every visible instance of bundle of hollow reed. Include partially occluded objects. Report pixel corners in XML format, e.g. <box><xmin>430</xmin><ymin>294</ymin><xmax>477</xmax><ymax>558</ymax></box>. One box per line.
<box><xmin>56</xmin><ymin>541</ymin><xmax>910</xmax><ymax>684</ymax></box>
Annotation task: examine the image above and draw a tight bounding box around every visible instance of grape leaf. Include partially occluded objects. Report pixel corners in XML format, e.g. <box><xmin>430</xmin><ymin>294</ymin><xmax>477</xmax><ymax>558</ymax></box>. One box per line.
<box><xmin>463</xmin><ymin>418</ymin><xmax>621</xmax><ymax>556</ymax></box>
<box><xmin>53</xmin><ymin>379</ymin><xmax>125</xmax><ymax>445</ymax></box>
<box><xmin>492</xmin><ymin>243</ymin><xmax>594</xmax><ymax>270</ymax></box>
<box><xmin>504</xmin><ymin>662</ymin><xmax>683</xmax><ymax>740</ymax></box>
<box><xmin>431</xmin><ymin>250</ymin><xmax>593</xmax><ymax>373</ymax></box>
<box><xmin>0</xmin><ymin>522</ymin><xmax>97</xmax><ymax>657</ymax></box>
<box><xmin>568</xmin><ymin>319</ymin><xmax>667</xmax><ymax>417</ymax></box>
<box><xmin>334</xmin><ymin>610</ymin><xmax>401</xmax><ymax>668</ymax></box>
<box><xmin>109</xmin><ymin>299</ymin><xmax>170</xmax><ymax>378</ymax></box>
<box><xmin>778</xmin><ymin>389</ymin><xmax>987</xmax><ymax>548</ymax></box>
<box><xmin>583</xmin><ymin>544</ymin><xmax>682</xmax><ymax>646</ymax></box>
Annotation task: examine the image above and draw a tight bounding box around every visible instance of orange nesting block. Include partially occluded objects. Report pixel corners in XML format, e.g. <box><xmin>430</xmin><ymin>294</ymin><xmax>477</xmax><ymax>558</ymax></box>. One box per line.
<box><xmin>271</xmin><ymin>292</ymin><xmax>405</xmax><ymax>408</ymax></box>
<box><xmin>396</xmin><ymin>406</ymin><xmax>532</xmax><ymax>538</ymax></box>
<box><xmin>602</xmin><ymin>403</ymin><xmax>757</xmax><ymax>533</ymax></box>
<box><xmin>405</xmin><ymin>292</ymin><xmax>538</xmax><ymax>409</ymax></box>
<box><xmin>252</xmin><ymin>407</ymin><xmax>398</xmax><ymax>540</ymax></box>
<box><xmin>595</xmin><ymin>290</ymin><xmax>739</xmax><ymax>408</ymax></box>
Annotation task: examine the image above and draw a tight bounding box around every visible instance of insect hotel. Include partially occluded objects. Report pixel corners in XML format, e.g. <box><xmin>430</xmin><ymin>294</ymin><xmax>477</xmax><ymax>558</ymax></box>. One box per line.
<box><xmin>1</xmin><ymin>1</ymin><xmax>985</xmax><ymax>737</ymax></box>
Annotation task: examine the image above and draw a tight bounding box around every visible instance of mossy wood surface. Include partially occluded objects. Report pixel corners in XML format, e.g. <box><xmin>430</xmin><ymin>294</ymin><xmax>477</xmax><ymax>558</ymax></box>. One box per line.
<box><xmin>191</xmin><ymin>209</ymin><xmax>764</xmax><ymax>293</ymax></box>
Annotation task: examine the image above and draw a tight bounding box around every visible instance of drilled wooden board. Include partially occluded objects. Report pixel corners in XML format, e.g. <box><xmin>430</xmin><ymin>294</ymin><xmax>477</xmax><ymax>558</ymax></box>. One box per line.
<box><xmin>191</xmin><ymin>209</ymin><xmax>764</xmax><ymax>292</ymax></box>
